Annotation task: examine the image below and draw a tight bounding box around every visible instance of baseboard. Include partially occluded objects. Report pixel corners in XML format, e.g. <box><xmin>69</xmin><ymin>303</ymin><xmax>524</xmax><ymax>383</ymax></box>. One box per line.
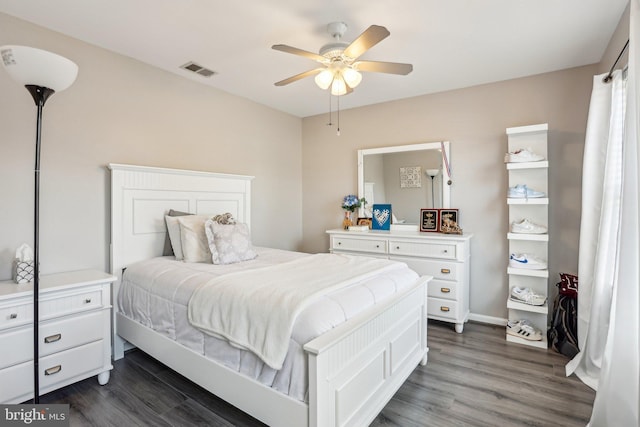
<box><xmin>468</xmin><ymin>313</ymin><xmax>507</xmax><ymax>326</ymax></box>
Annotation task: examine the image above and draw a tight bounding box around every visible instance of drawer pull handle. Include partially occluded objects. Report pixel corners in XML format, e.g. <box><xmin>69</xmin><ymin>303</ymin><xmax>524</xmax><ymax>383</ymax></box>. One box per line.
<box><xmin>441</xmin><ymin>268</ymin><xmax>451</xmax><ymax>274</ymax></box>
<box><xmin>376</xmin><ymin>245</ymin><xmax>380</xmax><ymax>248</ymax></box>
<box><xmin>85</xmin><ymin>298</ymin><xmax>92</xmax><ymax>304</ymax></box>
<box><xmin>9</xmin><ymin>313</ymin><xmax>18</xmax><ymax>319</ymax></box>
<box><xmin>440</xmin><ymin>306</ymin><xmax>450</xmax><ymax>312</ymax></box>
<box><xmin>441</xmin><ymin>287</ymin><xmax>451</xmax><ymax>293</ymax></box>
<box><xmin>443</xmin><ymin>249</ymin><xmax>448</xmax><ymax>253</ymax></box>
<box><xmin>338</xmin><ymin>242</ymin><xmax>342</xmax><ymax>245</ymax></box>
<box><xmin>45</xmin><ymin>365</ymin><xmax>62</xmax><ymax>376</ymax></box>
<box><xmin>44</xmin><ymin>333</ymin><xmax>62</xmax><ymax>344</ymax></box>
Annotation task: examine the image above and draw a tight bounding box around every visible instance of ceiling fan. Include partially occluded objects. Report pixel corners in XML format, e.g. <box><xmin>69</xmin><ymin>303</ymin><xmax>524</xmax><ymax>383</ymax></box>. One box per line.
<box><xmin>272</xmin><ymin>22</ymin><xmax>413</xmax><ymax>96</ymax></box>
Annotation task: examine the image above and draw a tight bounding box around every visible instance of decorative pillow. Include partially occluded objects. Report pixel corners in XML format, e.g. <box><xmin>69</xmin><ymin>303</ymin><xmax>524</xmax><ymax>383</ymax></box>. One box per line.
<box><xmin>162</xmin><ymin>209</ymin><xmax>192</xmax><ymax>257</ymax></box>
<box><xmin>206</xmin><ymin>221</ymin><xmax>257</xmax><ymax>265</ymax></box>
<box><xmin>177</xmin><ymin>215</ymin><xmax>213</xmax><ymax>263</ymax></box>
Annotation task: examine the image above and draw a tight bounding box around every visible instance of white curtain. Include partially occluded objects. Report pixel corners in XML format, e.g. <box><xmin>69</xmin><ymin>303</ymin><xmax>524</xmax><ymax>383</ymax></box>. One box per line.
<box><xmin>567</xmin><ymin>1</ymin><xmax>640</xmax><ymax>425</ymax></box>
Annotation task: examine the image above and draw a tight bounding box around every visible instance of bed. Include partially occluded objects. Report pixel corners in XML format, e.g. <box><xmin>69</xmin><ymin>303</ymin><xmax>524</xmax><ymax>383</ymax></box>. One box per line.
<box><xmin>109</xmin><ymin>163</ymin><xmax>430</xmax><ymax>427</ymax></box>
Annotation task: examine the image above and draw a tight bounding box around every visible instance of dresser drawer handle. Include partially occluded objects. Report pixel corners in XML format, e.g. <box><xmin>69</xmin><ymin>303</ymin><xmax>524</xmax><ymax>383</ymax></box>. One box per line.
<box><xmin>443</xmin><ymin>249</ymin><xmax>448</xmax><ymax>253</ymax></box>
<box><xmin>440</xmin><ymin>287</ymin><xmax>451</xmax><ymax>293</ymax></box>
<box><xmin>440</xmin><ymin>306</ymin><xmax>450</xmax><ymax>312</ymax></box>
<box><xmin>337</xmin><ymin>242</ymin><xmax>342</xmax><ymax>245</ymax></box>
<box><xmin>396</xmin><ymin>246</ymin><xmax>400</xmax><ymax>250</ymax></box>
<box><xmin>9</xmin><ymin>313</ymin><xmax>18</xmax><ymax>319</ymax></box>
<box><xmin>45</xmin><ymin>365</ymin><xmax>62</xmax><ymax>376</ymax></box>
<box><xmin>44</xmin><ymin>333</ymin><xmax>62</xmax><ymax>344</ymax></box>
<box><xmin>440</xmin><ymin>268</ymin><xmax>451</xmax><ymax>274</ymax></box>
<box><xmin>85</xmin><ymin>298</ymin><xmax>92</xmax><ymax>304</ymax></box>
<box><xmin>376</xmin><ymin>245</ymin><xmax>380</xmax><ymax>248</ymax></box>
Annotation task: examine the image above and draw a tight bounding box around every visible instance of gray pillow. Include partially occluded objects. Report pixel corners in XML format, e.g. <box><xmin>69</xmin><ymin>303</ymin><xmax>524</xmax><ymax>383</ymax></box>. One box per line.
<box><xmin>162</xmin><ymin>209</ymin><xmax>192</xmax><ymax>256</ymax></box>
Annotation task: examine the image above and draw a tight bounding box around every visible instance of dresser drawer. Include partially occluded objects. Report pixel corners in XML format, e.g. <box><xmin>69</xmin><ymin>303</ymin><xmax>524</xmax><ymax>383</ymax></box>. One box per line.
<box><xmin>394</xmin><ymin>257</ymin><xmax>460</xmax><ymax>281</ymax></box>
<box><xmin>427</xmin><ymin>298</ymin><xmax>459</xmax><ymax>320</ymax></box>
<box><xmin>332</xmin><ymin>237</ymin><xmax>387</xmax><ymax>254</ymax></box>
<box><xmin>40</xmin><ymin>287</ymin><xmax>103</xmax><ymax>320</ymax></box>
<box><xmin>428</xmin><ymin>279</ymin><xmax>458</xmax><ymax>301</ymax></box>
<box><xmin>0</xmin><ymin>340</ymin><xmax>105</xmax><ymax>403</ymax></box>
<box><xmin>389</xmin><ymin>240</ymin><xmax>457</xmax><ymax>259</ymax></box>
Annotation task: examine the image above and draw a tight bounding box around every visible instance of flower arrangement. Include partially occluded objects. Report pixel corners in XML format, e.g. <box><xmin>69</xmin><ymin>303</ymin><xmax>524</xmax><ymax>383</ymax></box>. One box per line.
<box><xmin>342</xmin><ymin>194</ymin><xmax>366</xmax><ymax>212</ymax></box>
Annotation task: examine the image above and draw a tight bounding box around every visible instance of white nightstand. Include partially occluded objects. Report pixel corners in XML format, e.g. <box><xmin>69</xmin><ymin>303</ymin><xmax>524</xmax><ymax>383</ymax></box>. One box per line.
<box><xmin>0</xmin><ymin>269</ymin><xmax>115</xmax><ymax>403</ymax></box>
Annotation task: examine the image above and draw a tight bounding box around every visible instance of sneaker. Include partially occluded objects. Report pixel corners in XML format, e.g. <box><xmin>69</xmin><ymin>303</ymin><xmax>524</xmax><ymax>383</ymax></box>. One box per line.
<box><xmin>509</xmin><ymin>253</ymin><xmax>547</xmax><ymax>270</ymax></box>
<box><xmin>504</xmin><ymin>148</ymin><xmax>545</xmax><ymax>163</ymax></box>
<box><xmin>508</xmin><ymin>184</ymin><xmax>545</xmax><ymax>198</ymax></box>
<box><xmin>510</xmin><ymin>286</ymin><xmax>547</xmax><ymax>306</ymax></box>
<box><xmin>507</xmin><ymin>319</ymin><xmax>543</xmax><ymax>341</ymax></box>
<box><xmin>511</xmin><ymin>218</ymin><xmax>547</xmax><ymax>234</ymax></box>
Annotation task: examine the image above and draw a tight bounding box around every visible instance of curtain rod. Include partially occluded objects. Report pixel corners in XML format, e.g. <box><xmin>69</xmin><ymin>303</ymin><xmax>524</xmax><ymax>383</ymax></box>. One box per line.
<box><xmin>603</xmin><ymin>39</ymin><xmax>630</xmax><ymax>83</ymax></box>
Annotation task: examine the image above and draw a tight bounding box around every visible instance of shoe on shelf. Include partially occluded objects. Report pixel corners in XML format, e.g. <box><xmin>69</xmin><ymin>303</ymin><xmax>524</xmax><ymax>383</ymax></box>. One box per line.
<box><xmin>509</xmin><ymin>286</ymin><xmax>547</xmax><ymax>306</ymax></box>
<box><xmin>508</xmin><ymin>184</ymin><xmax>546</xmax><ymax>199</ymax></box>
<box><xmin>511</xmin><ymin>218</ymin><xmax>547</xmax><ymax>234</ymax></box>
<box><xmin>507</xmin><ymin>319</ymin><xmax>543</xmax><ymax>341</ymax></box>
<box><xmin>509</xmin><ymin>253</ymin><xmax>547</xmax><ymax>270</ymax></box>
<box><xmin>504</xmin><ymin>148</ymin><xmax>545</xmax><ymax>163</ymax></box>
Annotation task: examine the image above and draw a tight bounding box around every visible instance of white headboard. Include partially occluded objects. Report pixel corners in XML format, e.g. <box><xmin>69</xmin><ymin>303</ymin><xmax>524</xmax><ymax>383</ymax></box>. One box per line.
<box><xmin>109</xmin><ymin>163</ymin><xmax>254</xmax><ymax>279</ymax></box>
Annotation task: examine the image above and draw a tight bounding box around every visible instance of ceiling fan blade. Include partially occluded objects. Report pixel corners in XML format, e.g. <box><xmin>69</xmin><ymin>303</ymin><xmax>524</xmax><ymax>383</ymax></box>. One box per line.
<box><xmin>274</xmin><ymin>68</ymin><xmax>324</xmax><ymax>86</ymax></box>
<box><xmin>343</xmin><ymin>25</ymin><xmax>390</xmax><ymax>60</ymax></box>
<box><xmin>272</xmin><ymin>44</ymin><xmax>326</xmax><ymax>62</ymax></box>
<box><xmin>355</xmin><ymin>60</ymin><xmax>413</xmax><ymax>75</ymax></box>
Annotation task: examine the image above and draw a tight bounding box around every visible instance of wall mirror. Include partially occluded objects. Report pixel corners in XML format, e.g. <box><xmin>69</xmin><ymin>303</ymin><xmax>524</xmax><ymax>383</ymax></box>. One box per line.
<box><xmin>358</xmin><ymin>141</ymin><xmax>450</xmax><ymax>227</ymax></box>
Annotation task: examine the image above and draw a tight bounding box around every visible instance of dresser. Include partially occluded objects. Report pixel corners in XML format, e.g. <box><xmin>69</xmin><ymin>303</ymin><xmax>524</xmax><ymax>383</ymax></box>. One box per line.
<box><xmin>0</xmin><ymin>270</ymin><xmax>115</xmax><ymax>403</ymax></box>
<box><xmin>327</xmin><ymin>229</ymin><xmax>472</xmax><ymax>333</ymax></box>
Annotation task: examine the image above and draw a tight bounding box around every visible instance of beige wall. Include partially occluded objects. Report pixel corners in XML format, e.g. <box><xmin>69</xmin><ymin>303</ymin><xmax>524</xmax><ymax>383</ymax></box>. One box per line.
<box><xmin>301</xmin><ymin>66</ymin><xmax>596</xmax><ymax>320</ymax></box>
<box><xmin>0</xmin><ymin>13</ymin><xmax>303</xmax><ymax>280</ymax></box>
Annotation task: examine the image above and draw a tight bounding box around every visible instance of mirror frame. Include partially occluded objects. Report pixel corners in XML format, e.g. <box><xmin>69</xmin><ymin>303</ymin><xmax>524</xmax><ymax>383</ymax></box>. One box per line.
<box><xmin>357</xmin><ymin>141</ymin><xmax>451</xmax><ymax>224</ymax></box>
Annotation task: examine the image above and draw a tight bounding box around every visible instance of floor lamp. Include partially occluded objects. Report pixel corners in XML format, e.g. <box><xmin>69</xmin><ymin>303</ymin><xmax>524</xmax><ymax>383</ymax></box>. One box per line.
<box><xmin>1</xmin><ymin>45</ymin><xmax>78</xmax><ymax>403</ymax></box>
<box><xmin>426</xmin><ymin>169</ymin><xmax>440</xmax><ymax>207</ymax></box>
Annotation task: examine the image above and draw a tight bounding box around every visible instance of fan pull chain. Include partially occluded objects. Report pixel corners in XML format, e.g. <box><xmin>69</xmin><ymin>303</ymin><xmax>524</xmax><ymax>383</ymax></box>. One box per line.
<box><xmin>336</xmin><ymin>95</ymin><xmax>340</xmax><ymax>136</ymax></box>
<box><xmin>326</xmin><ymin>89</ymin><xmax>333</xmax><ymax>127</ymax></box>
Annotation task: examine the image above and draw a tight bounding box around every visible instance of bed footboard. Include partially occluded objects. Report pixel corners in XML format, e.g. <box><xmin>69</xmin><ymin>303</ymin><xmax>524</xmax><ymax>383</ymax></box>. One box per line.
<box><xmin>304</xmin><ymin>275</ymin><xmax>430</xmax><ymax>427</ymax></box>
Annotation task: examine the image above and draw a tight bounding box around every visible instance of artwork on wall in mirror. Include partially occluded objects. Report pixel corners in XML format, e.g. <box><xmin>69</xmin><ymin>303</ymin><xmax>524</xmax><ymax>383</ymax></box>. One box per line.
<box><xmin>420</xmin><ymin>209</ymin><xmax>439</xmax><ymax>232</ymax></box>
<box><xmin>440</xmin><ymin>209</ymin><xmax>463</xmax><ymax>234</ymax></box>
<box><xmin>357</xmin><ymin>218</ymin><xmax>372</xmax><ymax>229</ymax></box>
<box><xmin>399</xmin><ymin>166</ymin><xmax>422</xmax><ymax>188</ymax></box>
<box><xmin>372</xmin><ymin>204</ymin><xmax>392</xmax><ymax>230</ymax></box>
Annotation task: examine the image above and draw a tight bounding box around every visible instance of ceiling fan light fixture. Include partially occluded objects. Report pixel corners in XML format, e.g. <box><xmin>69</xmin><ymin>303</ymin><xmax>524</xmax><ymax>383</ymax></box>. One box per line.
<box><xmin>314</xmin><ymin>69</ymin><xmax>334</xmax><ymax>90</ymax></box>
<box><xmin>342</xmin><ymin>67</ymin><xmax>362</xmax><ymax>88</ymax></box>
<box><xmin>331</xmin><ymin>75</ymin><xmax>347</xmax><ymax>96</ymax></box>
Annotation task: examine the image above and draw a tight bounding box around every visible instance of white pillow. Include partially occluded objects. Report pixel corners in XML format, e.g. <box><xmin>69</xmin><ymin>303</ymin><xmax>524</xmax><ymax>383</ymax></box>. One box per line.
<box><xmin>205</xmin><ymin>221</ymin><xmax>257</xmax><ymax>265</ymax></box>
<box><xmin>165</xmin><ymin>216</ymin><xmax>186</xmax><ymax>260</ymax></box>
<box><xmin>177</xmin><ymin>215</ymin><xmax>213</xmax><ymax>263</ymax></box>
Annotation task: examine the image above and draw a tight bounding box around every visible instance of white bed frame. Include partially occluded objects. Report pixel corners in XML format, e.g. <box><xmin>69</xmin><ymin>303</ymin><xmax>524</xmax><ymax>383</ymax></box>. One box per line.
<box><xmin>109</xmin><ymin>163</ymin><xmax>429</xmax><ymax>427</ymax></box>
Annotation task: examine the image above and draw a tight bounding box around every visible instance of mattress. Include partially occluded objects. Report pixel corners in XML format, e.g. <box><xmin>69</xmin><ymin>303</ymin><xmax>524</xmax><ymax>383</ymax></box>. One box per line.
<box><xmin>117</xmin><ymin>247</ymin><xmax>419</xmax><ymax>402</ymax></box>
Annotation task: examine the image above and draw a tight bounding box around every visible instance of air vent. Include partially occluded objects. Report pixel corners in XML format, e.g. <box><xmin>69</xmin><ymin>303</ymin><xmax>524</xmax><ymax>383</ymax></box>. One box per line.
<box><xmin>180</xmin><ymin>62</ymin><xmax>217</xmax><ymax>78</ymax></box>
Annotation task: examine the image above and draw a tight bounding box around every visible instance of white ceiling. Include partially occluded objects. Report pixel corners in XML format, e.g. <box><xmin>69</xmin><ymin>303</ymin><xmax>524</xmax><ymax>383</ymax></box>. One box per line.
<box><xmin>0</xmin><ymin>0</ymin><xmax>629</xmax><ymax>117</ymax></box>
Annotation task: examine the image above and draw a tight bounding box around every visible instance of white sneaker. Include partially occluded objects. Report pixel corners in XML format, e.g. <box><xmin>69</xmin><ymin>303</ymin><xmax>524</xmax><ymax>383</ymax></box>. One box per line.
<box><xmin>508</xmin><ymin>184</ymin><xmax>545</xmax><ymax>198</ymax></box>
<box><xmin>507</xmin><ymin>319</ymin><xmax>543</xmax><ymax>341</ymax></box>
<box><xmin>511</xmin><ymin>219</ymin><xmax>547</xmax><ymax>234</ymax></box>
<box><xmin>504</xmin><ymin>148</ymin><xmax>545</xmax><ymax>163</ymax></box>
<box><xmin>510</xmin><ymin>287</ymin><xmax>547</xmax><ymax>306</ymax></box>
<box><xmin>509</xmin><ymin>253</ymin><xmax>547</xmax><ymax>270</ymax></box>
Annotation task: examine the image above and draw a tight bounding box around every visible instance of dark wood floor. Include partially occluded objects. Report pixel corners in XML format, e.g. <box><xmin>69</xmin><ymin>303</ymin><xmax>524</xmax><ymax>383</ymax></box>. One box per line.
<box><xmin>40</xmin><ymin>321</ymin><xmax>595</xmax><ymax>426</ymax></box>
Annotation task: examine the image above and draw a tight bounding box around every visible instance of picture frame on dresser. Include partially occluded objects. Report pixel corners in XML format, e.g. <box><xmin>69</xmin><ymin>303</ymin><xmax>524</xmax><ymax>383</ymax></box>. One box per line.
<box><xmin>357</xmin><ymin>217</ymin><xmax>372</xmax><ymax>228</ymax></box>
<box><xmin>420</xmin><ymin>209</ymin><xmax>440</xmax><ymax>232</ymax></box>
<box><xmin>371</xmin><ymin>204</ymin><xmax>392</xmax><ymax>230</ymax></box>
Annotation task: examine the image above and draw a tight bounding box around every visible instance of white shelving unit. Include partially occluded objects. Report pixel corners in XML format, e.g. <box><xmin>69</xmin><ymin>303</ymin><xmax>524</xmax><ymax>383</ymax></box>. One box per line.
<box><xmin>505</xmin><ymin>123</ymin><xmax>549</xmax><ymax>349</ymax></box>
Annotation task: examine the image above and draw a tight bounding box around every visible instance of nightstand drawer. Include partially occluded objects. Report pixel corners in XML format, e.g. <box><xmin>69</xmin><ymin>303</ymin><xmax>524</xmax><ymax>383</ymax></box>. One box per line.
<box><xmin>389</xmin><ymin>241</ymin><xmax>456</xmax><ymax>259</ymax></box>
<box><xmin>427</xmin><ymin>298</ymin><xmax>459</xmax><ymax>320</ymax></box>
<box><xmin>0</xmin><ymin>311</ymin><xmax>105</xmax><ymax>369</ymax></box>
<box><xmin>332</xmin><ymin>237</ymin><xmax>387</xmax><ymax>254</ymax></box>
<box><xmin>0</xmin><ymin>302</ymin><xmax>33</xmax><ymax>330</ymax></box>
<box><xmin>40</xmin><ymin>287</ymin><xmax>103</xmax><ymax>320</ymax></box>
<box><xmin>427</xmin><ymin>279</ymin><xmax>458</xmax><ymax>301</ymax></box>
<box><xmin>0</xmin><ymin>340</ymin><xmax>105</xmax><ymax>403</ymax></box>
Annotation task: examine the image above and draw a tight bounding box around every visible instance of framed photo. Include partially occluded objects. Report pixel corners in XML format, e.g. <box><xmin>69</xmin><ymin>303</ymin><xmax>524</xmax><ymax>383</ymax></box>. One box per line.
<box><xmin>357</xmin><ymin>217</ymin><xmax>372</xmax><ymax>229</ymax></box>
<box><xmin>371</xmin><ymin>204</ymin><xmax>392</xmax><ymax>230</ymax></box>
<box><xmin>440</xmin><ymin>209</ymin><xmax>460</xmax><ymax>233</ymax></box>
<box><xmin>420</xmin><ymin>209</ymin><xmax>439</xmax><ymax>232</ymax></box>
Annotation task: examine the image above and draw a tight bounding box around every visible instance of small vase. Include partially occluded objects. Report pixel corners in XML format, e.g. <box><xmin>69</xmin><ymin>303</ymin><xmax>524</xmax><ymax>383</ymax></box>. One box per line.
<box><xmin>342</xmin><ymin>211</ymin><xmax>353</xmax><ymax>230</ymax></box>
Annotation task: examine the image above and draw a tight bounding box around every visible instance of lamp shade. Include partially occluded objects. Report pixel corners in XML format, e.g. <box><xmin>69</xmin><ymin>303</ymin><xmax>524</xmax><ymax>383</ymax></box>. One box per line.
<box><xmin>314</xmin><ymin>69</ymin><xmax>334</xmax><ymax>90</ymax></box>
<box><xmin>1</xmin><ymin>45</ymin><xmax>78</xmax><ymax>91</ymax></box>
<box><xmin>331</xmin><ymin>75</ymin><xmax>347</xmax><ymax>96</ymax></box>
<box><xmin>342</xmin><ymin>68</ymin><xmax>362</xmax><ymax>89</ymax></box>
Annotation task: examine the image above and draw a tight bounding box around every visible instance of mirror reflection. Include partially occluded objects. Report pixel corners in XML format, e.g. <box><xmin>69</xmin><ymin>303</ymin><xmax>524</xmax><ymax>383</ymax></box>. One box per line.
<box><xmin>358</xmin><ymin>142</ymin><xmax>450</xmax><ymax>226</ymax></box>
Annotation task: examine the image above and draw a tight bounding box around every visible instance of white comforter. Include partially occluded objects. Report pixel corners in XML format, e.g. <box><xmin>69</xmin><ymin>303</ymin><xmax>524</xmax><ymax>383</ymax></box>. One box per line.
<box><xmin>118</xmin><ymin>247</ymin><xmax>419</xmax><ymax>401</ymax></box>
<box><xmin>188</xmin><ymin>253</ymin><xmax>403</xmax><ymax>369</ymax></box>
